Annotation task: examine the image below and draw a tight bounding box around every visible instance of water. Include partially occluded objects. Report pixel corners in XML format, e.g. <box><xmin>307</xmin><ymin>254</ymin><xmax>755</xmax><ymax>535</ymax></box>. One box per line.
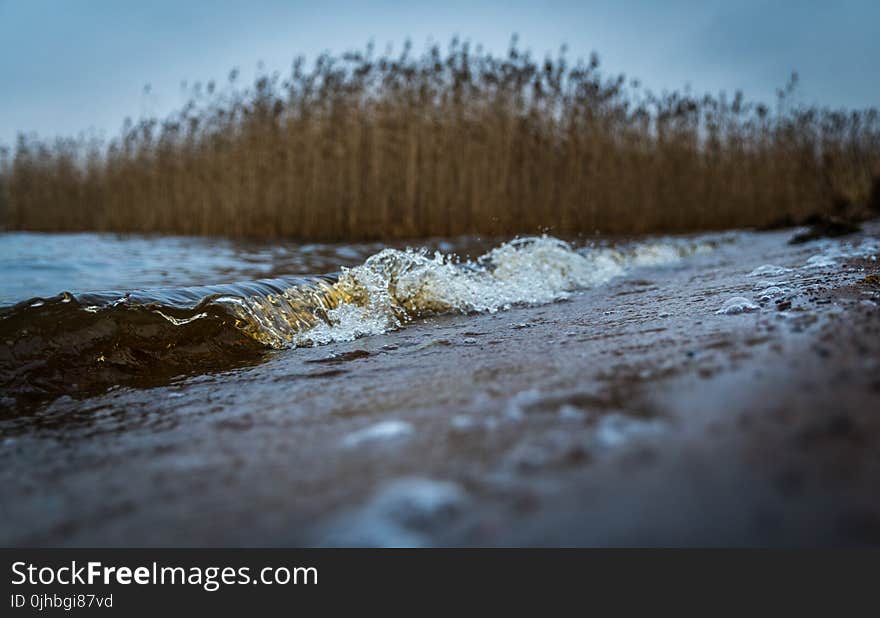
<box><xmin>0</xmin><ymin>232</ymin><xmax>715</xmax><ymax>410</ymax></box>
<box><xmin>2</xmin><ymin>225</ymin><xmax>879</xmax><ymax>546</ymax></box>
<box><xmin>0</xmin><ymin>232</ymin><xmax>495</xmax><ymax>305</ymax></box>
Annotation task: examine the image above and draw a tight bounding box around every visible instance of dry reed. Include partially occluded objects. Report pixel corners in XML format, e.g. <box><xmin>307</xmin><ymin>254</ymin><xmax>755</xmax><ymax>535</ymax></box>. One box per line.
<box><xmin>1</xmin><ymin>38</ymin><xmax>878</xmax><ymax>239</ymax></box>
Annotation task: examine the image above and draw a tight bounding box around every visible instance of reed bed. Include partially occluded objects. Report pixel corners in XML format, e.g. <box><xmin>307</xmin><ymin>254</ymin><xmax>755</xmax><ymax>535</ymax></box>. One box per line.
<box><xmin>1</xmin><ymin>39</ymin><xmax>879</xmax><ymax>239</ymax></box>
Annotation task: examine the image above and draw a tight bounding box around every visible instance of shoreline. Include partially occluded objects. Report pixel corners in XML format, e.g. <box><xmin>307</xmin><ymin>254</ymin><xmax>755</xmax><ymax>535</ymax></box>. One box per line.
<box><xmin>1</xmin><ymin>225</ymin><xmax>879</xmax><ymax>546</ymax></box>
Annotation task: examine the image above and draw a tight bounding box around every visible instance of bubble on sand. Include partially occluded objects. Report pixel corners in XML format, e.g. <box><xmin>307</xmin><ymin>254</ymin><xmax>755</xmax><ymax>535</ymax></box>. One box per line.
<box><xmin>504</xmin><ymin>388</ymin><xmax>542</xmax><ymax>419</ymax></box>
<box><xmin>341</xmin><ymin>420</ymin><xmax>413</xmax><ymax>448</ymax></box>
<box><xmin>716</xmin><ymin>296</ymin><xmax>760</xmax><ymax>315</ymax></box>
<box><xmin>756</xmin><ymin>286</ymin><xmax>791</xmax><ymax>303</ymax></box>
<box><xmin>450</xmin><ymin>415</ymin><xmax>476</xmax><ymax>429</ymax></box>
<box><xmin>805</xmin><ymin>254</ymin><xmax>838</xmax><ymax>269</ymax></box>
<box><xmin>318</xmin><ymin>478</ymin><xmax>468</xmax><ymax>547</ymax></box>
<box><xmin>753</xmin><ymin>279</ymin><xmax>790</xmax><ymax>291</ymax></box>
<box><xmin>593</xmin><ymin>414</ymin><xmax>665</xmax><ymax>448</ymax></box>
<box><xmin>558</xmin><ymin>405</ymin><xmax>585</xmax><ymax>420</ymax></box>
<box><xmin>803</xmin><ymin>239</ymin><xmax>880</xmax><ymax>271</ymax></box>
<box><xmin>748</xmin><ymin>264</ymin><xmax>792</xmax><ymax>277</ymax></box>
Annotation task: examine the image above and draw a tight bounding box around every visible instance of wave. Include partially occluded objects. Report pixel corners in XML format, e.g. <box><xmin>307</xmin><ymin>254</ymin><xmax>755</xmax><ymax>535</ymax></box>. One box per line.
<box><xmin>0</xmin><ymin>236</ymin><xmax>711</xmax><ymax>410</ymax></box>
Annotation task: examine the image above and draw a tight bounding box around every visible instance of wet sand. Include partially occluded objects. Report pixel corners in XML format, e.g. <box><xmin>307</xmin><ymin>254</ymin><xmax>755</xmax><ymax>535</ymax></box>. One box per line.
<box><xmin>1</xmin><ymin>225</ymin><xmax>879</xmax><ymax>546</ymax></box>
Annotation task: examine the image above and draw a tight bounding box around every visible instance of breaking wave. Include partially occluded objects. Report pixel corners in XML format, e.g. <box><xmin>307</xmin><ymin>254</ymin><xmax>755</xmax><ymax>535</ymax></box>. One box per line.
<box><xmin>0</xmin><ymin>236</ymin><xmax>710</xmax><ymax>407</ymax></box>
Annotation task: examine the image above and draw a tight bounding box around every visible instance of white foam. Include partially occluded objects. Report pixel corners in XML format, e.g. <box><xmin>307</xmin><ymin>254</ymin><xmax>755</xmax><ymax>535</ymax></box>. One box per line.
<box><xmin>748</xmin><ymin>264</ymin><xmax>792</xmax><ymax>277</ymax></box>
<box><xmin>293</xmin><ymin>236</ymin><xmax>709</xmax><ymax>346</ymax></box>
<box><xmin>716</xmin><ymin>296</ymin><xmax>760</xmax><ymax>315</ymax></box>
<box><xmin>594</xmin><ymin>414</ymin><xmax>665</xmax><ymax>448</ymax></box>
<box><xmin>805</xmin><ymin>254</ymin><xmax>838</xmax><ymax>269</ymax></box>
<box><xmin>318</xmin><ymin>478</ymin><xmax>467</xmax><ymax>547</ymax></box>
<box><xmin>753</xmin><ymin>279</ymin><xmax>790</xmax><ymax>290</ymax></box>
<box><xmin>341</xmin><ymin>420</ymin><xmax>414</xmax><ymax>448</ymax></box>
<box><xmin>804</xmin><ymin>239</ymin><xmax>880</xmax><ymax>269</ymax></box>
<box><xmin>756</xmin><ymin>286</ymin><xmax>790</xmax><ymax>303</ymax></box>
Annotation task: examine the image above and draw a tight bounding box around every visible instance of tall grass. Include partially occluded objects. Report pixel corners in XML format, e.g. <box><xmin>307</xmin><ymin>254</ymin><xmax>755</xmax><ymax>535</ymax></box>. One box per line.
<box><xmin>1</xmin><ymin>39</ymin><xmax>878</xmax><ymax>239</ymax></box>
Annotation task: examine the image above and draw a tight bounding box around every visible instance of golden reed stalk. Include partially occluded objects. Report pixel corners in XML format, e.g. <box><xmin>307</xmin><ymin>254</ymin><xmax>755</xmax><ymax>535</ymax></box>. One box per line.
<box><xmin>1</xmin><ymin>39</ymin><xmax>878</xmax><ymax>239</ymax></box>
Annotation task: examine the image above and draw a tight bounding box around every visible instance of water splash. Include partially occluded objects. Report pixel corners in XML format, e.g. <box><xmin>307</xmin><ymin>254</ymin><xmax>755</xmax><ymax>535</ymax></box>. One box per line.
<box><xmin>1</xmin><ymin>235</ymin><xmax>711</xmax><ymax>407</ymax></box>
<box><xmin>291</xmin><ymin>236</ymin><xmax>709</xmax><ymax>346</ymax></box>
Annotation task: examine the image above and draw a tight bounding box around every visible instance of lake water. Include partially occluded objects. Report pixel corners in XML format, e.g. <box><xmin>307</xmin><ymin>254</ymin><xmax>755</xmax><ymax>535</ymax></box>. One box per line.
<box><xmin>2</xmin><ymin>225</ymin><xmax>879</xmax><ymax>546</ymax></box>
<box><xmin>0</xmin><ymin>232</ymin><xmax>498</xmax><ymax>305</ymax></box>
<box><xmin>0</xmin><ymin>230</ymin><xmax>717</xmax><ymax>408</ymax></box>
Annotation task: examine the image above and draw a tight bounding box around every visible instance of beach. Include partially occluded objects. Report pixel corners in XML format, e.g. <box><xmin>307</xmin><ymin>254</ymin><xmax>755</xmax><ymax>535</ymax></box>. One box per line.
<box><xmin>1</xmin><ymin>223</ymin><xmax>878</xmax><ymax>546</ymax></box>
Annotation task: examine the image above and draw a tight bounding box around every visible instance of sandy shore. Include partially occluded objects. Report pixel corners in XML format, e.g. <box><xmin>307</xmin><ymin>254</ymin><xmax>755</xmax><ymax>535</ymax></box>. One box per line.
<box><xmin>1</xmin><ymin>224</ymin><xmax>879</xmax><ymax>546</ymax></box>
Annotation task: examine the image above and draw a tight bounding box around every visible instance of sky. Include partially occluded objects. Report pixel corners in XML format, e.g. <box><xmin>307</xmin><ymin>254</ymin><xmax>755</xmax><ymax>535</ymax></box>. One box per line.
<box><xmin>1</xmin><ymin>0</ymin><xmax>877</xmax><ymax>146</ymax></box>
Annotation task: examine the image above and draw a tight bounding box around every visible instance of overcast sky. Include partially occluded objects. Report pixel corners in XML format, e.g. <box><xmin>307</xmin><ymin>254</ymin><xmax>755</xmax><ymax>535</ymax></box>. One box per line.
<box><xmin>1</xmin><ymin>0</ymin><xmax>877</xmax><ymax>145</ymax></box>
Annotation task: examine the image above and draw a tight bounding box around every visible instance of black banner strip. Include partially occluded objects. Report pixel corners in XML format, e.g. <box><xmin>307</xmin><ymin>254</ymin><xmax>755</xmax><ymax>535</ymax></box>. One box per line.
<box><xmin>2</xmin><ymin>549</ymin><xmax>878</xmax><ymax>614</ymax></box>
